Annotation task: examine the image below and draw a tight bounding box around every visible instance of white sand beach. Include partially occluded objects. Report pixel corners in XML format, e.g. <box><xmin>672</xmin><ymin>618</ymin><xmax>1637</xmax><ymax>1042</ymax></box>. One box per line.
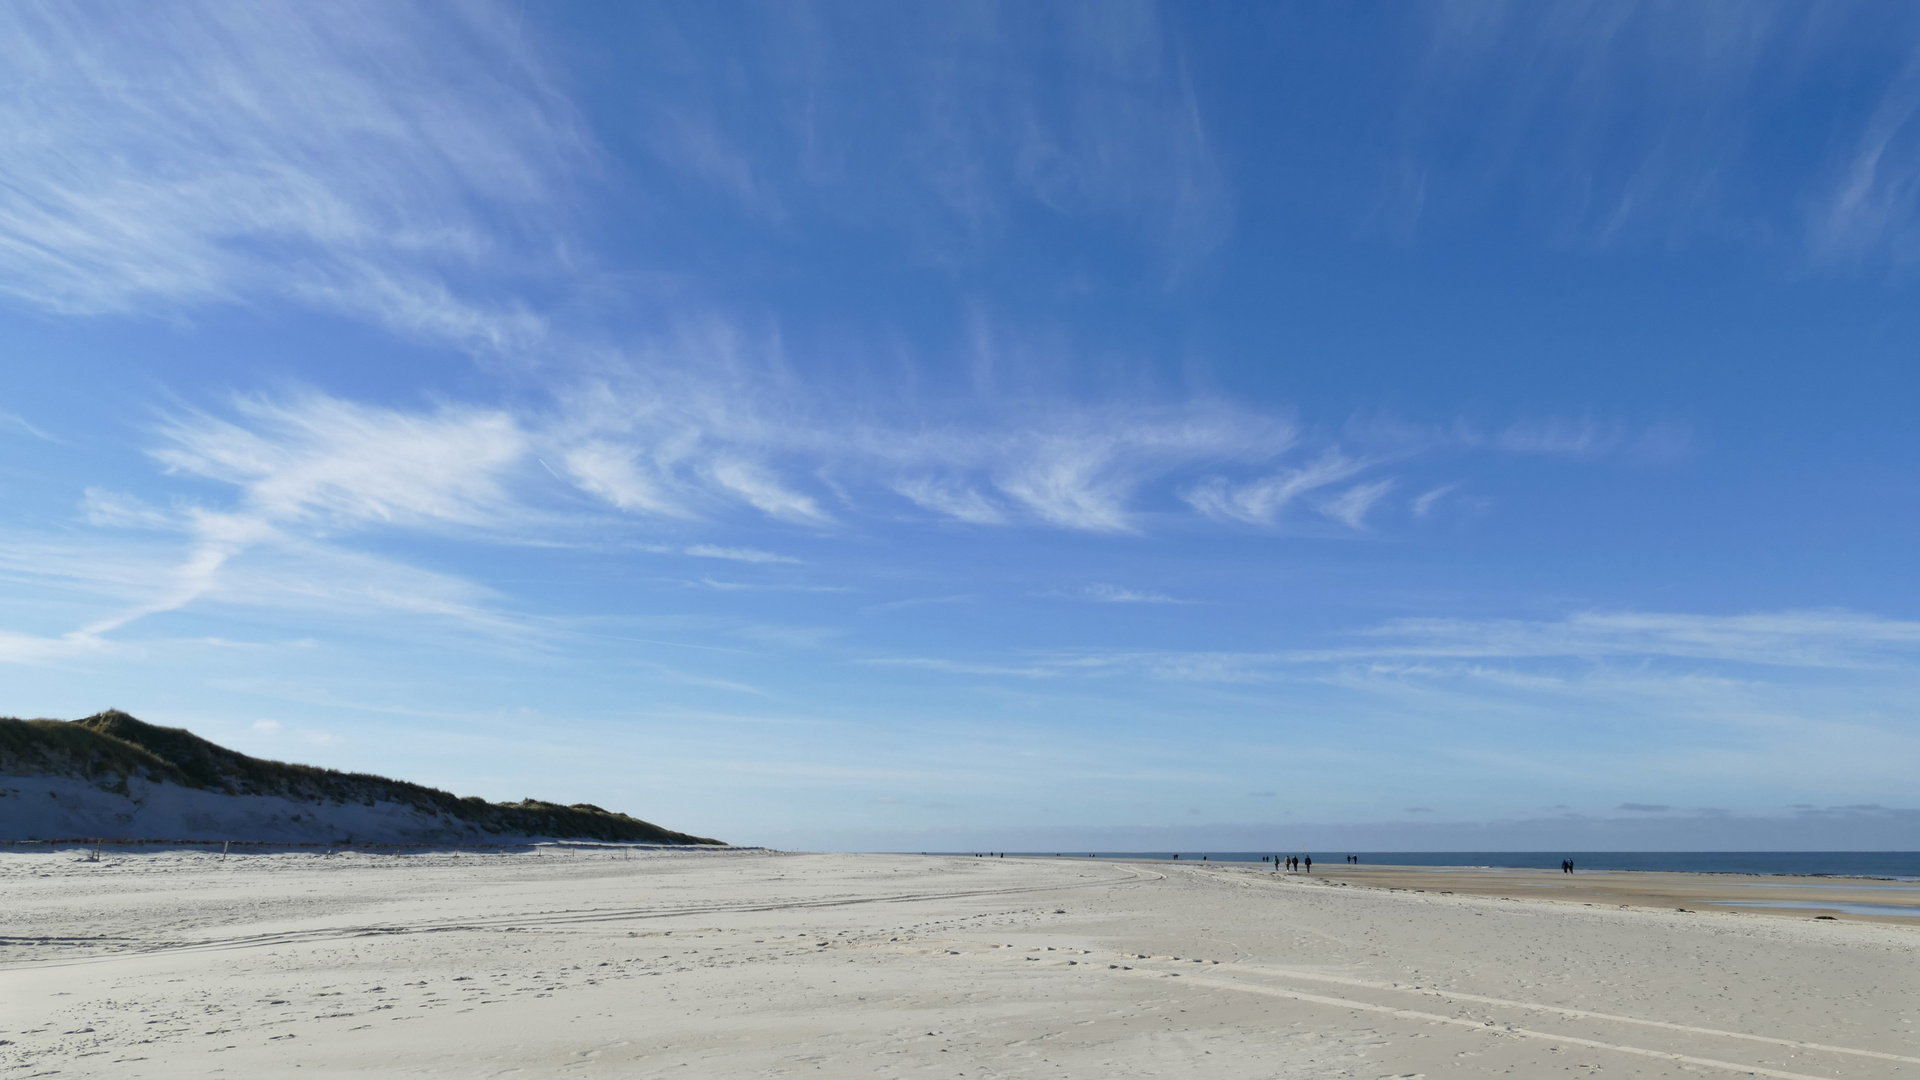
<box><xmin>3</xmin><ymin>847</ymin><xmax>1916</xmax><ymax>1078</ymax></box>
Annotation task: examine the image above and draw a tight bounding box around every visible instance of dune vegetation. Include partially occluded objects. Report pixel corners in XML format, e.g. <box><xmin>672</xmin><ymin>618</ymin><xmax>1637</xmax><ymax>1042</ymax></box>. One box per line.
<box><xmin>0</xmin><ymin>710</ymin><xmax>721</xmax><ymax>845</ymax></box>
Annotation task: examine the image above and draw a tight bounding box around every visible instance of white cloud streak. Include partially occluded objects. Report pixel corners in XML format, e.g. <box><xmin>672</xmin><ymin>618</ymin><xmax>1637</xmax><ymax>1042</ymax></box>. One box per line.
<box><xmin>1340</xmin><ymin>610</ymin><xmax>1920</xmax><ymax>670</ymax></box>
<box><xmin>0</xmin><ymin>372</ymin><xmax>1687</xmax><ymax>655</ymax></box>
<box><xmin>1183</xmin><ymin>450</ymin><xmax>1367</xmax><ymax>525</ymax></box>
<box><xmin>893</xmin><ymin>478</ymin><xmax>1009</xmax><ymax>526</ymax></box>
<box><xmin>1407</xmin><ymin>3</ymin><xmax>1920</xmax><ymax>264</ymax></box>
<box><xmin>2</xmin><ymin>393</ymin><xmax>544</xmax><ymax>652</ymax></box>
<box><xmin>1811</xmin><ymin>40</ymin><xmax>1920</xmax><ymax>262</ymax></box>
<box><xmin>130</xmin><ymin>382</ymin><xmax>1670</xmax><ymax>562</ymax></box>
<box><xmin>546</xmin><ymin>346</ymin><xmax>1307</xmax><ymax>533</ymax></box>
<box><xmin>684</xmin><ymin>545</ymin><xmax>802</xmax><ymax>565</ymax></box>
<box><xmin>1072</xmin><ymin>583</ymin><xmax>1185</xmax><ymax>604</ymax></box>
<box><xmin>0</xmin><ymin>410</ymin><xmax>58</xmax><ymax>442</ymax></box>
<box><xmin>1317</xmin><ymin>478</ymin><xmax>1396</xmax><ymax>530</ymax></box>
<box><xmin>868</xmin><ymin>609</ymin><xmax>1920</xmax><ymax>686</ymax></box>
<box><xmin>154</xmin><ymin>394</ymin><xmax>529</xmax><ymax>530</ymax></box>
<box><xmin>1410</xmin><ymin>483</ymin><xmax>1458</xmax><ymax>518</ymax></box>
<box><xmin>659</xmin><ymin>1</ymin><xmax>1232</xmax><ymax>273</ymax></box>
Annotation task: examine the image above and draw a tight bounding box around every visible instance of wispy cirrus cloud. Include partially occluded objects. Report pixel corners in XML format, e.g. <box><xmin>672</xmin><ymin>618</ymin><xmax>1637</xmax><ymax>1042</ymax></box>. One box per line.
<box><xmin>0</xmin><ymin>0</ymin><xmax>583</xmax><ymax>351</ymax></box>
<box><xmin>891</xmin><ymin>477</ymin><xmax>1009</xmax><ymax>526</ymax></box>
<box><xmin>1808</xmin><ymin>30</ymin><xmax>1920</xmax><ymax>263</ymax></box>
<box><xmin>1317</xmin><ymin>478</ymin><xmax>1396</xmax><ymax>531</ymax></box>
<box><xmin>153</xmin><ymin>394</ymin><xmax>530</xmax><ymax>531</ymax></box>
<box><xmin>1069</xmin><ymin>583</ymin><xmax>1186</xmax><ymax>604</ymax></box>
<box><xmin>1409</xmin><ymin>483</ymin><xmax>1458</xmax><ymax>518</ymax></box>
<box><xmin>0</xmin><ymin>1</ymin><xmax>1691</xmax><ymax>580</ymax></box>
<box><xmin>1333</xmin><ymin>609</ymin><xmax>1920</xmax><ymax>670</ymax></box>
<box><xmin>0</xmin><ymin>410</ymin><xmax>58</xmax><ymax>442</ymax></box>
<box><xmin>866</xmin><ymin>609</ymin><xmax>1920</xmax><ymax>686</ymax></box>
<box><xmin>0</xmin><ymin>392</ymin><xmax>544</xmax><ymax>653</ymax></box>
<box><xmin>549</xmin><ymin>345</ymin><xmax>1303</xmax><ymax>534</ymax></box>
<box><xmin>1182</xmin><ymin>450</ymin><xmax>1368</xmax><ymax>526</ymax></box>
<box><xmin>0</xmin><ymin>515</ymin><xmax>535</xmax><ymax>664</ymax></box>
<box><xmin>628</xmin><ymin>2</ymin><xmax>1229</xmax><ymax>275</ymax></box>
<box><xmin>684</xmin><ymin>545</ymin><xmax>802</xmax><ymax>565</ymax></box>
<box><xmin>7</xmin><ymin>377</ymin><xmax>1691</xmax><ymax>654</ymax></box>
<box><xmin>153</xmin><ymin>373</ymin><xmax>1675</xmax><ymax>548</ymax></box>
<box><xmin>1405</xmin><ymin>2</ymin><xmax>1920</xmax><ymax>265</ymax></box>
<box><xmin>1481</xmin><ymin>418</ymin><xmax>1692</xmax><ymax>460</ymax></box>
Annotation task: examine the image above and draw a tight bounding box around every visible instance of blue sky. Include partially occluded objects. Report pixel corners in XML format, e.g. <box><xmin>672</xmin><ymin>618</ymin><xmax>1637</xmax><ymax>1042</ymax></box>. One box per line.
<box><xmin>3</xmin><ymin>1</ymin><xmax>1918</xmax><ymax>850</ymax></box>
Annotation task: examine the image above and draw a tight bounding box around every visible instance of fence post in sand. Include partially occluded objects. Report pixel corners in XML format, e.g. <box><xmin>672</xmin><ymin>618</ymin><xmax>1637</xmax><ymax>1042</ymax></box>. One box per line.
<box><xmin>222</xmin><ymin>840</ymin><xmax>230</xmax><ymax>861</ymax></box>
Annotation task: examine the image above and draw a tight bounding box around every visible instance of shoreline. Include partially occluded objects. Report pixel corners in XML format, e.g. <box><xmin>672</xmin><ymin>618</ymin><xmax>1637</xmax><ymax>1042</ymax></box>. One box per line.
<box><xmin>997</xmin><ymin>854</ymin><xmax>1920</xmax><ymax>924</ymax></box>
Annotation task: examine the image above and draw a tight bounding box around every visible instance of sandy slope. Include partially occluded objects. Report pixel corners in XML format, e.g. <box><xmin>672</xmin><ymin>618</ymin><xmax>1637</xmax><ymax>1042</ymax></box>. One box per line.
<box><xmin>0</xmin><ymin>774</ymin><xmax>512</xmax><ymax>844</ymax></box>
<box><xmin>2</xmin><ymin>848</ymin><xmax>1916</xmax><ymax>1078</ymax></box>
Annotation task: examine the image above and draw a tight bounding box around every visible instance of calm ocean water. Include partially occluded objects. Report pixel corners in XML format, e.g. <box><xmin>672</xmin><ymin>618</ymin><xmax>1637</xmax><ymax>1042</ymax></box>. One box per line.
<box><xmin>966</xmin><ymin>851</ymin><xmax>1920</xmax><ymax>879</ymax></box>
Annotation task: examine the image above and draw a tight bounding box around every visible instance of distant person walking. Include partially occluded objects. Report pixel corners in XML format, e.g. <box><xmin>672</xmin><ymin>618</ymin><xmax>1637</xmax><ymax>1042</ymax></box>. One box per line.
<box><xmin>1304</xmin><ymin>856</ymin><xmax>1312</xmax><ymax>872</ymax></box>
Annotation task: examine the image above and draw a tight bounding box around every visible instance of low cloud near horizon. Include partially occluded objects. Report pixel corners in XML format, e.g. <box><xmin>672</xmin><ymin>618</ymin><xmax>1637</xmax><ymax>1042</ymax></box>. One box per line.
<box><xmin>759</xmin><ymin>806</ymin><xmax>1920</xmax><ymax>855</ymax></box>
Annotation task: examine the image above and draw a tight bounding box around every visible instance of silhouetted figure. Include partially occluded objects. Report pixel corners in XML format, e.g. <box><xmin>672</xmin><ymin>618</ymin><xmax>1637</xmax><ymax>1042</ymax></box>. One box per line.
<box><xmin>1304</xmin><ymin>856</ymin><xmax>1312</xmax><ymax>872</ymax></box>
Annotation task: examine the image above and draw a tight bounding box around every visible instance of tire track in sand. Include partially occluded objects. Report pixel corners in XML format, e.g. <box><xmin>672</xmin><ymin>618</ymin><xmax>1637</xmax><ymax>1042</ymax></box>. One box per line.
<box><xmin>933</xmin><ymin>942</ymin><xmax>1910</xmax><ymax>1079</ymax></box>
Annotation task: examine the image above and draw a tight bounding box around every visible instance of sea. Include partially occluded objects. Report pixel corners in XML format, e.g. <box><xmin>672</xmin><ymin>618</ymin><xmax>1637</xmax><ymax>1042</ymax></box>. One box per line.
<box><xmin>965</xmin><ymin>851</ymin><xmax>1920</xmax><ymax>879</ymax></box>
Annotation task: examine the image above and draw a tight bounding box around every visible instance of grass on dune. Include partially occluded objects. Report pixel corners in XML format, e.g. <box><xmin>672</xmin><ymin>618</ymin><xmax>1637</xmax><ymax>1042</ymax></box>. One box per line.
<box><xmin>0</xmin><ymin>710</ymin><xmax>721</xmax><ymax>845</ymax></box>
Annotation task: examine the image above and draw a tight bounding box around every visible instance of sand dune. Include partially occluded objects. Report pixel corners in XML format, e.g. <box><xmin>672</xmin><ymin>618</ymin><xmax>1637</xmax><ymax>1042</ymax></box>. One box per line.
<box><xmin>0</xmin><ymin>712</ymin><xmax>717</xmax><ymax>845</ymax></box>
<box><xmin>2</xmin><ymin>847</ymin><xmax>1915</xmax><ymax>1078</ymax></box>
<box><xmin>0</xmin><ymin>774</ymin><xmax>523</xmax><ymax>845</ymax></box>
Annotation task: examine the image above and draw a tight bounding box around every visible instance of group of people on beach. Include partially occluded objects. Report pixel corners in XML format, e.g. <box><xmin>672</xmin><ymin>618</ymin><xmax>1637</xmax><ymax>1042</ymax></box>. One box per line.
<box><xmin>1561</xmin><ymin>859</ymin><xmax>1577</xmax><ymax>873</ymax></box>
<box><xmin>1260</xmin><ymin>854</ymin><xmax>1364</xmax><ymax>871</ymax></box>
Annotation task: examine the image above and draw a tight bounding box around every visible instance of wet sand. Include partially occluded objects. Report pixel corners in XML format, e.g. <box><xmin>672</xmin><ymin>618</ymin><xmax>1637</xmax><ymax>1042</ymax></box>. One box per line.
<box><xmin>1298</xmin><ymin>862</ymin><xmax>1920</xmax><ymax>925</ymax></box>
<box><xmin>2</xmin><ymin>847</ymin><xmax>1917</xmax><ymax>1078</ymax></box>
